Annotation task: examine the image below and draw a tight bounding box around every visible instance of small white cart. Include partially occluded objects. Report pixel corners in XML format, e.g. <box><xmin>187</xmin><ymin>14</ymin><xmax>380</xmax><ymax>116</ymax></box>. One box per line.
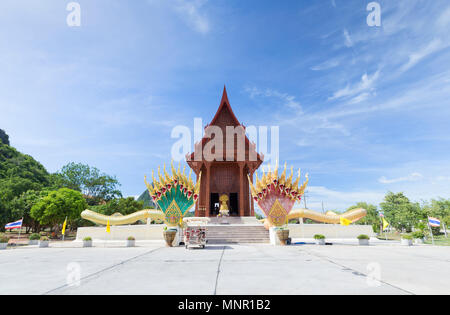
<box><xmin>183</xmin><ymin>217</ymin><xmax>210</xmax><ymax>249</ymax></box>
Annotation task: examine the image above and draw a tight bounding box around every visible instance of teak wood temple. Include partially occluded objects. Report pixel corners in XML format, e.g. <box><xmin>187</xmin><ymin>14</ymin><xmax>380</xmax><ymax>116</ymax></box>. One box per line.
<box><xmin>186</xmin><ymin>87</ymin><xmax>263</xmax><ymax>218</ymax></box>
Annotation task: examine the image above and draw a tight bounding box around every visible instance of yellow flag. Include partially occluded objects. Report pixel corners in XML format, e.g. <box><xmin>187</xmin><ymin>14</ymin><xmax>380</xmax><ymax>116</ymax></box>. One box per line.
<box><xmin>382</xmin><ymin>217</ymin><xmax>389</xmax><ymax>231</ymax></box>
<box><xmin>62</xmin><ymin>217</ymin><xmax>68</xmax><ymax>236</ymax></box>
<box><xmin>340</xmin><ymin>217</ymin><xmax>352</xmax><ymax>226</ymax></box>
<box><xmin>106</xmin><ymin>220</ymin><xmax>111</xmax><ymax>233</ymax></box>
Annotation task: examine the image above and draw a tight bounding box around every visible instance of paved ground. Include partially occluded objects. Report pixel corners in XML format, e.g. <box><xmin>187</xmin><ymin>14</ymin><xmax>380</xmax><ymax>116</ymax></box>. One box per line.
<box><xmin>0</xmin><ymin>242</ymin><xmax>449</xmax><ymax>295</ymax></box>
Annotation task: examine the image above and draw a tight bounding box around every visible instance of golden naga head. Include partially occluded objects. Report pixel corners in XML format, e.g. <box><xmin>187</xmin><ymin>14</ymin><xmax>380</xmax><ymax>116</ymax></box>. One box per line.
<box><xmin>145</xmin><ymin>163</ymin><xmax>202</xmax><ymax>203</ymax></box>
<box><xmin>249</xmin><ymin>163</ymin><xmax>309</xmax><ymax>203</ymax></box>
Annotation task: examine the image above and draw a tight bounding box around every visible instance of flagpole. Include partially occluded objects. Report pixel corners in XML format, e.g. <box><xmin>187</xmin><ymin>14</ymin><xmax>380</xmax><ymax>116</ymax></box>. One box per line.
<box><xmin>427</xmin><ymin>217</ymin><xmax>435</xmax><ymax>246</ymax></box>
<box><xmin>17</xmin><ymin>218</ymin><xmax>23</xmax><ymax>246</ymax></box>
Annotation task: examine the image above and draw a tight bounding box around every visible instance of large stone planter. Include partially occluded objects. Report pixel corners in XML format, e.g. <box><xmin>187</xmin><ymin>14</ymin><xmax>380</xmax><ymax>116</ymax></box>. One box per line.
<box><xmin>0</xmin><ymin>243</ymin><xmax>7</xmax><ymax>250</ymax></box>
<box><xmin>126</xmin><ymin>240</ymin><xmax>135</xmax><ymax>247</ymax></box>
<box><xmin>414</xmin><ymin>238</ymin><xmax>424</xmax><ymax>245</ymax></box>
<box><xmin>39</xmin><ymin>241</ymin><xmax>49</xmax><ymax>248</ymax></box>
<box><xmin>276</xmin><ymin>229</ymin><xmax>289</xmax><ymax>246</ymax></box>
<box><xmin>401</xmin><ymin>239</ymin><xmax>413</xmax><ymax>246</ymax></box>
<box><xmin>83</xmin><ymin>240</ymin><xmax>92</xmax><ymax>248</ymax></box>
<box><xmin>163</xmin><ymin>230</ymin><xmax>177</xmax><ymax>247</ymax></box>
<box><xmin>29</xmin><ymin>240</ymin><xmax>39</xmax><ymax>245</ymax></box>
<box><xmin>358</xmin><ymin>239</ymin><xmax>370</xmax><ymax>246</ymax></box>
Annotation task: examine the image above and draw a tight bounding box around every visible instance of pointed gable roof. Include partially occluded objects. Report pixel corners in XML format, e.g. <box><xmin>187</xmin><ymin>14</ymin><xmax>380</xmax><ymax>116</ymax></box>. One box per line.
<box><xmin>209</xmin><ymin>86</ymin><xmax>241</xmax><ymax>127</ymax></box>
<box><xmin>186</xmin><ymin>86</ymin><xmax>264</xmax><ymax>169</ymax></box>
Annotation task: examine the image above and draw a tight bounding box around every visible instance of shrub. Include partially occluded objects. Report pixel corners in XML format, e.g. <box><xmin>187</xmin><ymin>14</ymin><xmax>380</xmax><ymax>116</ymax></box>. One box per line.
<box><xmin>412</xmin><ymin>231</ymin><xmax>425</xmax><ymax>239</ymax></box>
<box><xmin>29</xmin><ymin>233</ymin><xmax>40</xmax><ymax>241</ymax></box>
<box><xmin>401</xmin><ymin>234</ymin><xmax>413</xmax><ymax>240</ymax></box>
<box><xmin>83</xmin><ymin>237</ymin><xmax>92</xmax><ymax>241</ymax></box>
<box><xmin>0</xmin><ymin>234</ymin><xmax>9</xmax><ymax>243</ymax></box>
<box><xmin>127</xmin><ymin>236</ymin><xmax>135</xmax><ymax>241</ymax></box>
<box><xmin>314</xmin><ymin>234</ymin><xmax>325</xmax><ymax>240</ymax></box>
<box><xmin>40</xmin><ymin>236</ymin><xmax>49</xmax><ymax>241</ymax></box>
<box><xmin>357</xmin><ymin>234</ymin><xmax>370</xmax><ymax>240</ymax></box>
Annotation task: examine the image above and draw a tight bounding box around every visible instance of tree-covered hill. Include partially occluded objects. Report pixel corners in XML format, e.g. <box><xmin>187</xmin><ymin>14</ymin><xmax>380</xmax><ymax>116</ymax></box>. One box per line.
<box><xmin>137</xmin><ymin>189</ymin><xmax>157</xmax><ymax>209</ymax></box>
<box><xmin>0</xmin><ymin>143</ymin><xmax>50</xmax><ymax>200</ymax></box>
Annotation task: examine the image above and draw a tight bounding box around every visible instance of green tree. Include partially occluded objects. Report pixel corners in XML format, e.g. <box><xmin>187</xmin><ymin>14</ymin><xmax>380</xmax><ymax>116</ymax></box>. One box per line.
<box><xmin>422</xmin><ymin>198</ymin><xmax>450</xmax><ymax>234</ymax></box>
<box><xmin>9</xmin><ymin>190</ymin><xmax>49</xmax><ymax>233</ymax></box>
<box><xmin>30</xmin><ymin>188</ymin><xmax>87</xmax><ymax>234</ymax></box>
<box><xmin>0</xmin><ymin>142</ymin><xmax>50</xmax><ymax>230</ymax></box>
<box><xmin>91</xmin><ymin>197</ymin><xmax>144</xmax><ymax>216</ymax></box>
<box><xmin>0</xmin><ymin>129</ymin><xmax>9</xmax><ymax>146</ymax></box>
<box><xmin>380</xmin><ymin>192</ymin><xmax>425</xmax><ymax>232</ymax></box>
<box><xmin>348</xmin><ymin>202</ymin><xmax>379</xmax><ymax>232</ymax></box>
<box><xmin>56</xmin><ymin>162</ymin><xmax>122</xmax><ymax>205</ymax></box>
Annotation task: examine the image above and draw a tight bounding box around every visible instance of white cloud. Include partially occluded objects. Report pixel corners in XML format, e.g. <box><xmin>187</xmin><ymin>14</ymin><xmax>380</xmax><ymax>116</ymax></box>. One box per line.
<box><xmin>401</xmin><ymin>39</ymin><xmax>447</xmax><ymax>72</ymax></box>
<box><xmin>306</xmin><ymin>186</ymin><xmax>384</xmax><ymax>211</ymax></box>
<box><xmin>173</xmin><ymin>0</ymin><xmax>210</xmax><ymax>34</ymax></box>
<box><xmin>343</xmin><ymin>29</ymin><xmax>353</xmax><ymax>47</ymax></box>
<box><xmin>245</xmin><ymin>87</ymin><xmax>302</xmax><ymax>111</ymax></box>
<box><xmin>329</xmin><ymin>70</ymin><xmax>380</xmax><ymax>101</ymax></box>
<box><xmin>311</xmin><ymin>57</ymin><xmax>341</xmax><ymax>71</ymax></box>
<box><xmin>436</xmin><ymin>6</ymin><xmax>450</xmax><ymax>28</ymax></box>
<box><xmin>378</xmin><ymin>172</ymin><xmax>423</xmax><ymax>184</ymax></box>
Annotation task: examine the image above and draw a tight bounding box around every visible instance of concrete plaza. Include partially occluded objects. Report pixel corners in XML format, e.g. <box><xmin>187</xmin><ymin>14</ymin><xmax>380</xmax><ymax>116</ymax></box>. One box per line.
<box><xmin>0</xmin><ymin>241</ymin><xmax>449</xmax><ymax>295</ymax></box>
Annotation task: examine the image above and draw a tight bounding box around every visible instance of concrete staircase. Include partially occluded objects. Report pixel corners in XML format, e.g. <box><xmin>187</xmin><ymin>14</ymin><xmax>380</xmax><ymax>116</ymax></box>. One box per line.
<box><xmin>206</xmin><ymin>225</ymin><xmax>270</xmax><ymax>244</ymax></box>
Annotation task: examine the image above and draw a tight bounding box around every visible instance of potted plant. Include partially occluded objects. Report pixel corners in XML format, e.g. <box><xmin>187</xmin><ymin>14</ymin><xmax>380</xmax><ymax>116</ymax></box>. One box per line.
<box><xmin>357</xmin><ymin>234</ymin><xmax>370</xmax><ymax>246</ymax></box>
<box><xmin>276</xmin><ymin>228</ymin><xmax>290</xmax><ymax>246</ymax></box>
<box><xmin>127</xmin><ymin>236</ymin><xmax>135</xmax><ymax>247</ymax></box>
<box><xmin>314</xmin><ymin>234</ymin><xmax>326</xmax><ymax>245</ymax></box>
<box><xmin>39</xmin><ymin>236</ymin><xmax>50</xmax><ymax>248</ymax></box>
<box><xmin>163</xmin><ymin>227</ymin><xmax>177</xmax><ymax>247</ymax></box>
<box><xmin>412</xmin><ymin>231</ymin><xmax>425</xmax><ymax>244</ymax></box>
<box><xmin>0</xmin><ymin>234</ymin><xmax>9</xmax><ymax>250</ymax></box>
<box><xmin>401</xmin><ymin>234</ymin><xmax>413</xmax><ymax>246</ymax></box>
<box><xmin>83</xmin><ymin>237</ymin><xmax>93</xmax><ymax>248</ymax></box>
<box><xmin>29</xmin><ymin>233</ymin><xmax>40</xmax><ymax>245</ymax></box>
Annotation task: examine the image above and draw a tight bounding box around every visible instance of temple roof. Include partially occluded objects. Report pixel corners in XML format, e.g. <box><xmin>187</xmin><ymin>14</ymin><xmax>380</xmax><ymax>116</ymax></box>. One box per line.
<box><xmin>209</xmin><ymin>86</ymin><xmax>241</xmax><ymax>127</ymax></box>
<box><xmin>186</xmin><ymin>86</ymin><xmax>264</xmax><ymax>171</ymax></box>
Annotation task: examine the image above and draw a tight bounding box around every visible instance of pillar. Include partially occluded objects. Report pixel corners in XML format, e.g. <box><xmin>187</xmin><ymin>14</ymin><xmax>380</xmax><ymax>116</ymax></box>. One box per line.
<box><xmin>205</xmin><ymin>163</ymin><xmax>211</xmax><ymax>217</ymax></box>
<box><xmin>239</xmin><ymin>163</ymin><xmax>244</xmax><ymax>217</ymax></box>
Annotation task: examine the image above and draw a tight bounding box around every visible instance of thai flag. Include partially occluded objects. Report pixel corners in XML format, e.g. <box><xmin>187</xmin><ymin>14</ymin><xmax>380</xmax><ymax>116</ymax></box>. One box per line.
<box><xmin>5</xmin><ymin>219</ymin><xmax>23</xmax><ymax>230</ymax></box>
<box><xmin>428</xmin><ymin>217</ymin><xmax>441</xmax><ymax>227</ymax></box>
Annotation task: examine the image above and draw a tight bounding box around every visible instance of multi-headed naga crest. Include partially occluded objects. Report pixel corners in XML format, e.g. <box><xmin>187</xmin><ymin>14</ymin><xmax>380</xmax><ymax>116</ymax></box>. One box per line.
<box><xmin>145</xmin><ymin>161</ymin><xmax>201</xmax><ymax>227</ymax></box>
<box><xmin>249</xmin><ymin>162</ymin><xmax>308</xmax><ymax>227</ymax></box>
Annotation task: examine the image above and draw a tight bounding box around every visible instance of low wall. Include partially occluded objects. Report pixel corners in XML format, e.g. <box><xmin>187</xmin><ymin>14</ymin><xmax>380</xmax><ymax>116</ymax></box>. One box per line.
<box><xmin>76</xmin><ymin>224</ymin><xmax>165</xmax><ymax>241</ymax></box>
<box><xmin>288</xmin><ymin>224</ymin><xmax>375</xmax><ymax>239</ymax></box>
<box><xmin>76</xmin><ymin>223</ymin><xmax>375</xmax><ymax>241</ymax></box>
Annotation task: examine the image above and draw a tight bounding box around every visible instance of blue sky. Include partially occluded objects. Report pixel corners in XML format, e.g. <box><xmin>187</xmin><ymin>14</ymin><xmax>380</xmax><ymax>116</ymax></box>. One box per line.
<box><xmin>1</xmin><ymin>0</ymin><xmax>450</xmax><ymax>211</ymax></box>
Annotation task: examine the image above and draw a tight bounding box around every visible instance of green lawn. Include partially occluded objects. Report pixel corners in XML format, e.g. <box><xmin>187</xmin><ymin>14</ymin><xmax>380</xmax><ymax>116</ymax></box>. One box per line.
<box><xmin>424</xmin><ymin>235</ymin><xmax>450</xmax><ymax>246</ymax></box>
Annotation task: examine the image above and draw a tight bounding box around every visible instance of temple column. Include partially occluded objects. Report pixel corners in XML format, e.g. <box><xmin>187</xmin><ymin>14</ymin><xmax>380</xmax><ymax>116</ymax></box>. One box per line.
<box><xmin>250</xmin><ymin>170</ymin><xmax>255</xmax><ymax>216</ymax></box>
<box><xmin>239</xmin><ymin>163</ymin><xmax>244</xmax><ymax>217</ymax></box>
<box><xmin>205</xmin><ymin>163</ymin><xmax>211</xmax><ymax>217</ymax></box>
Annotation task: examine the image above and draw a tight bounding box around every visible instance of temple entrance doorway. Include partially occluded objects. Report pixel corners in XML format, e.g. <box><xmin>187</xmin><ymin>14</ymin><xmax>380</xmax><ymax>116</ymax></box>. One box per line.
<box><xmin>230</xmin><ymin>193</ymin><xmax>239</xmax><ymax>216</ymax></box>
<box><xmin>210</xmin><ymin>193</ymin><xmax>220</xmax><ymax>216</ymax></box>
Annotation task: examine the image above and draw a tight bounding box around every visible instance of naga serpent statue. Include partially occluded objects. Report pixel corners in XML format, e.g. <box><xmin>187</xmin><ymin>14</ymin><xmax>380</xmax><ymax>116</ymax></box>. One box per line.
<box><xmin>82</xmin><ymin>161</ymin><xmax>366</xmax><ymax>228</ymax></box>
<box><xmin>81</xmin><ymin>161</ymin><xmax>201</xmax><ymax>227</ymax></box>
<box><xmin>249</xmin><ymin>163</ymin><xmax>367</xmax><ymax>229</ymax></box>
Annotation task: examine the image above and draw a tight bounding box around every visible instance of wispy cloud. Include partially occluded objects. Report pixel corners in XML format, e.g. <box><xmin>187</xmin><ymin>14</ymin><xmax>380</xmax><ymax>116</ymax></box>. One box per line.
<box><xmin>173</xmin><ymin>0</ymin><xmax>210</xmax><ymax>34</ymax></box>
<box><xmin>311</xmin><ymin>57</ymin><xmax>341</xmax><ymax>71</ymax></box>
<box><xmin>329</xmin><ymin>70</ymin><xmax>380</xmax><ymax>102</ymax></box>
<box><xmin>401</xmin><ymin>39</ymin><xmax>447</xmax><ymax>72</ymax></box>
<box><xmin>343</xmin><ymin>29</ymin><xmax>353</xmax><ymax>47</ymax></box>
<box><xmin>379</xmin><ymin>173</ymin><xmax>423</xmax><ymax>184</ymax></box>
<box><xmin>307</xmin><ymin>186</ymin><xmax>385</xmax><ymax>211</ymax></box>
<box><xmin>245</xmin><ymin>87</ymin><xmax>302</xmax><ymax>111</ymax></box>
